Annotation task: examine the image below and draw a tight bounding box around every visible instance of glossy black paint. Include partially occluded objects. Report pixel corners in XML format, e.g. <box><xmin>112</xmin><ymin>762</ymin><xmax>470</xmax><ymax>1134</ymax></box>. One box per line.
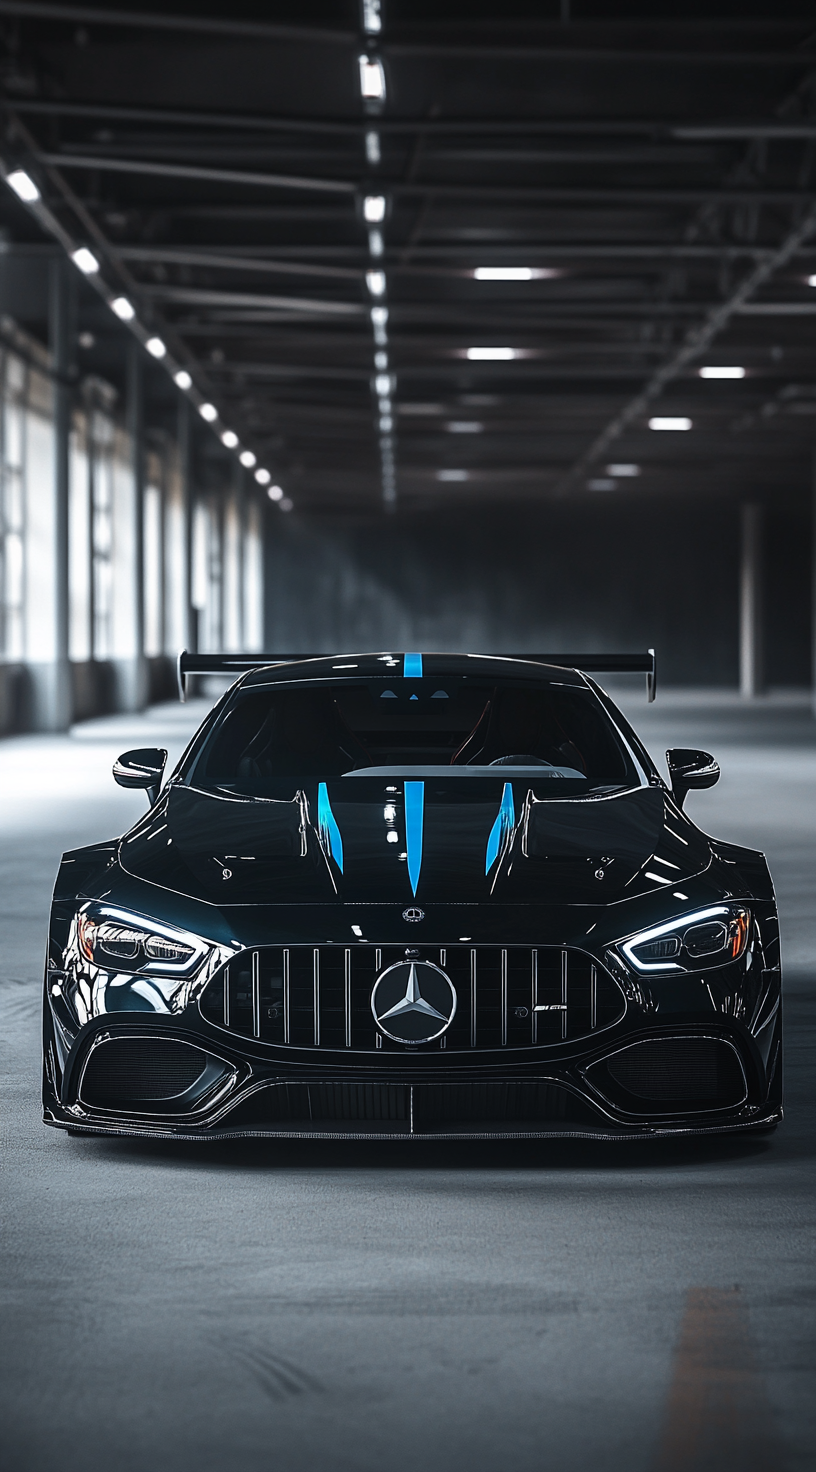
<box><xmin>666</xmin><ymin>747</ymin><xmax>721</xmax><ymax>807</ymax></box>
<box><xmin>112</xmin><ymin>748</ymin><xmax>168</xmax><ymax>807</ymax></box>
<box><xmin>42</xmin><ymin>656</ymin><xmax>783</xmax><ymax>1142</ymax></box>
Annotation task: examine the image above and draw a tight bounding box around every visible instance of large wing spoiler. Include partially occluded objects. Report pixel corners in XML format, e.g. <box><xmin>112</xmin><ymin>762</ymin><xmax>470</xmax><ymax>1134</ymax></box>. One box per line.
<box><xmin>176</xmin><ymin>648</ymin><xmax>656</xmax><ymax>703</ymax></box>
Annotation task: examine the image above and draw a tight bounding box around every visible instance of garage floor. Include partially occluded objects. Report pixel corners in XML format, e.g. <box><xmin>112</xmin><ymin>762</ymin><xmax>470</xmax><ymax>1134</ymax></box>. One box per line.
<box><xmin>1</xmin><ymin>692</ymin><xmax>813</xmax><ymax>1472</ymax></box>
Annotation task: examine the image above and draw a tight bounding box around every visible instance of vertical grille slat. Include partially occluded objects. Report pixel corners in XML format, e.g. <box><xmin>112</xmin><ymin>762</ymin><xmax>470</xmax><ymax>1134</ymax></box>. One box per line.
<box><xmin>591</xmin><ymin>964</ymin><xmax>597</xmax><ymax>1031</ymax></box>
<box><xmin>313</xmin><ymin>948</ymin><xmax>320</xmax><ymax>1048</ymax></box>
<box><xmin>252</xmin><ymin>950</ymin><xmax>261</xmax><ymax>1039</ymax></box>
<box><xmin>470</xmin><ymin>949</ymin><xmax>477</xmax><ymax>1048</ymax></box>
<box><xmin>201</xmin><ymin>945</ymin><xmax>624</xmax><ymax>1052</ymax></box>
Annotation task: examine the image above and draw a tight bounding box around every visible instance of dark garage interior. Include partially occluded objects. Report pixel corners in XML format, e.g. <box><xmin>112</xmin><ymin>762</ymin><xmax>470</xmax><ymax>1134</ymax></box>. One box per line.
<box><xmin>0</xmin><ymin>4</ymin><xmax>814</xmax><ymax>1471</ymax></box>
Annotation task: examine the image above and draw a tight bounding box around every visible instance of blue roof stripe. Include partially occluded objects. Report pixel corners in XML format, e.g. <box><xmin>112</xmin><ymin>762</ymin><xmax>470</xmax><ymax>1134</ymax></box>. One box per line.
<box><xmin>403</xmin><ymin>652</ymin><xmax>423</xmax><ymax>679</ymax></box>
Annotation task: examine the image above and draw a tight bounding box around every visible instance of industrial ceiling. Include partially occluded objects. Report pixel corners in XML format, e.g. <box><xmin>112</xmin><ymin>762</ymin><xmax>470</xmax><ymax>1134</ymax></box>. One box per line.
<box><xmin>2</xmin><ymin>1</ymin><xmax>816</xmax><ymax>513</ymax></box>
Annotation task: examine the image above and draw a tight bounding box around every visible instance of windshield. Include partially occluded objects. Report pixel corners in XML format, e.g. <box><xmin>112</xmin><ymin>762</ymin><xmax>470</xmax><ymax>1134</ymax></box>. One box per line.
<box><xmin>185</xmin><ymin>679</ymin><xmax>639</xmax><ymax>799</ymax></box>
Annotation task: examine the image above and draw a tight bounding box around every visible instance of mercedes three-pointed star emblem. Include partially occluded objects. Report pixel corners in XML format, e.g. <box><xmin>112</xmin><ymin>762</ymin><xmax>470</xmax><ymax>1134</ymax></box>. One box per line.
<box><xmin>371</xmin><ymin>959</ymin><xmax>457</xmax><ymax>1045</ymax></box>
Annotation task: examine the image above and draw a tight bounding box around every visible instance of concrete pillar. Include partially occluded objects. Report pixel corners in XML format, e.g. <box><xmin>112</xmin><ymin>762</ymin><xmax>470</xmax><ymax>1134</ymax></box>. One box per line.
<box><xmin>177</xmin><ymin>397</ymin><xmax>195</xmax><ymax>652</ymax></box>
<box><xmin>222</xmin><ymin>468</ymin><xmax>244</xmax><ymax>653</ymax></box>
<box><xmin>25</xmin><ymin>257</ymin><xmax>72</xmax><ymax>730</ymax></box>
<box><xmin>739</xmin><ymin>502</ymin><xmax>765</xmax><ymax>698</ymax></box>
<box><xmin>164</xmin><ymin>430</ymin><xmax>189</xmax><ymax>659</ymax></box>
<box><xmin>111</xmin><ymin>343</ymin><xmax>147</xmax><ymax>710</ymax></box>
<box><xmin>243</xmin><ymin>495</ymin><xmax>264</xmax><ymax>651</ymax></box>
<box><xmin>812</xmin><ymin>455</ymin><xmax>816</xmax><ymax>716</ymax></box>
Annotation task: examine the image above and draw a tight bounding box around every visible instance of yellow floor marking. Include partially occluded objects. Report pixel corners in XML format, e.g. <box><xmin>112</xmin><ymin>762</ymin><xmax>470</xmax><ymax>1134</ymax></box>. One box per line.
<box><xmin>652</xmin><ymin>1286</ymin><xmax>784</xmax><ymax>1472</ymax></box>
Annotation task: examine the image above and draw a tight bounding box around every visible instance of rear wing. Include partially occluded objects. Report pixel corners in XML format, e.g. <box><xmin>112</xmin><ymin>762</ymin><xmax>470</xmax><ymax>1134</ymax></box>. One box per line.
<box><xmin>177</xmin><ymin>648</ymin><xmax>656</xmax><ymax>703</ymax></box>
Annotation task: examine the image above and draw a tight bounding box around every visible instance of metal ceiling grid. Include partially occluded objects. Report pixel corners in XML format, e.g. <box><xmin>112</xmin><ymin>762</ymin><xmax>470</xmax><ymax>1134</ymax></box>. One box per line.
<box><xmin>1</xmin><ymin>1</ymin><xmax>816</xmax><ymax>512</ymax></box>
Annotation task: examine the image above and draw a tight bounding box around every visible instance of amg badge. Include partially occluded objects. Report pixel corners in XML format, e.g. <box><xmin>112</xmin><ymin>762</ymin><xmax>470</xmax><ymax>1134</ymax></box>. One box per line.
<box><xmin>371</xmin><ymin>960</ymin><xmax>456</xmax><ymax>1045</ymax></box>
<box><xmin>402</xmin><ymin>907</ymin><xmax>424</xmax><ymax>922</ymax></box>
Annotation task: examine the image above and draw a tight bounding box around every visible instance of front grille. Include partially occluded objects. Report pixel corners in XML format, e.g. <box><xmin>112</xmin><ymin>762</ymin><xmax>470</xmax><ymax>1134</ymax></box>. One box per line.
<box><xmin>199</xmin><ymin>945</ymin><xmax>624</xmax><ymax>1052</ymax></box>
<box><xmin>80</xmin><ymin>1038</ymin><xmax>208</xmax><ymax>1105</ymax></box>
<box><xmin>225</xmin><ymin>1080</ymin><xmax>598</xmax><ymax>1130</ymax></box>
<box><xmin>601</xmin><ymin>1038</ymin><xmax>747</xmax><ymax>1111</ymax></box>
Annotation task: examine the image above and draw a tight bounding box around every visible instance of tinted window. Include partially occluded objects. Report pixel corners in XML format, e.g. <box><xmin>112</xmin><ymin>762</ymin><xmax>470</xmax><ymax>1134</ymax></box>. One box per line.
<box><xmin>188</xmin><ymin>681</ymin><xmax>637</xmax><ymax>797</ymax></box>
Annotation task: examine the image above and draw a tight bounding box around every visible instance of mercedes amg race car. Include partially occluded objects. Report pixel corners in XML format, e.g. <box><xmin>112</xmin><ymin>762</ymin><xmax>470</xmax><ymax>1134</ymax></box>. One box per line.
<box><xmin>43</xmin><ymin>651</ymin><xmax>782</xmax><ymax>1141</ymax></box>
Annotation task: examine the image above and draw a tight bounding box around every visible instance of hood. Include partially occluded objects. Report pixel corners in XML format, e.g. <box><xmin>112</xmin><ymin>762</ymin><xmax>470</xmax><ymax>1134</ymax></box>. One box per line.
<box><xmin>118</xmin><ymin>778</ymin><xmax>712</xmax><ymax>907</ymax></box>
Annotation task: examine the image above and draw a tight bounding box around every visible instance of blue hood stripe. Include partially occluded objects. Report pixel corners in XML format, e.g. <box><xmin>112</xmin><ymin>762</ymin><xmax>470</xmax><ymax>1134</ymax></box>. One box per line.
<box><xmin>317</xmin><ymin>782</ymin><xmax>344</xmax><ymax>872</ymax></box>
<box><xmin>405</xmin><ymin>781</ymin><xmax>424</xmax><ymax>895</ymax></box>
<box><xmin>485</xmin><ymin>782</ymin><xmax>515</xmax><ymax>873</ymax></box>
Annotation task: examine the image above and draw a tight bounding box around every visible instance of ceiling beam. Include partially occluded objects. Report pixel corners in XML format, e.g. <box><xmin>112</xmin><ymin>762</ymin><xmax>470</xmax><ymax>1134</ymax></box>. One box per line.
<box><xmin>116</xmin><ymin>246</ymin><xmax>361</xmax><ymax>281</ymax></box>
<box><xmin>15</xmin><ymin>99</ymin><xmax>816</xmax><ymax>145</ymax></box>
<box><xmin>38</xmin><ymin>153</ymin><xmax>356</xmax><ymax>197</ymax></box>
<box><xmin>39</xmin><ymin>153</ymin><xmax>816</xmax><ymax>205</ymax></box>
<box><xmin>0</xmin><ymin>1</ymin><xmax>354</xmax><ymax>45</ymax></box>
<box><xmin>144</xmin><ymin>285</ymin><xmax>363</xmax><ymax>316</ymax></box>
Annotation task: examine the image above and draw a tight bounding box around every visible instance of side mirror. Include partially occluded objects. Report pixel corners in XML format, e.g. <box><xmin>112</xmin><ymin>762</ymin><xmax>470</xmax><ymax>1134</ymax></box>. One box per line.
<box><xmin>113</xmin><ymin>748</ymin><xmax>167</xmax><ymax>806</ymax></box>
<box><xmin>666</xmin><ymin>748</ymin><xmax>720</xmax><ymax>808</ymax></box>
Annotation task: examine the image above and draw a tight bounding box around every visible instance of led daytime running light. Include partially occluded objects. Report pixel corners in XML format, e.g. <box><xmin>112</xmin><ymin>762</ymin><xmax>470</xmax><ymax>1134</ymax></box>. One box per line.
<box><xmin>620</xmin><ymin>905</ymin><xmax>741</xmax><ymax>973</ymax></box>
<box><xmin>76</xmin><ymin>906</ymin><xmax>204</xmax><ymax>974</ymax></box>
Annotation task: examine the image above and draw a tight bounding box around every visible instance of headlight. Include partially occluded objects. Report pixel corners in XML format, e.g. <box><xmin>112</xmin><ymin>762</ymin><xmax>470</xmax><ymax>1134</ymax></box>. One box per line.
<box><xmin>75</xmin><ymin>905</ymin><xmax>208</xmax><ymax>977</ymax></box>
<box><xmin>618</xmin><ymin>904</ymin><xmax>750</xmax><ymax>974</ymax></box>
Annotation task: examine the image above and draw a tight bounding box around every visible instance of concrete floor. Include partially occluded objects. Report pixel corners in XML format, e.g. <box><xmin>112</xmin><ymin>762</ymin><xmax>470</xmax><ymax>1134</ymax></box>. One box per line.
<box><xmin>1</xmin><ymin>691</ymin><xmax>814</xmax><ymax>1472</ymax></box>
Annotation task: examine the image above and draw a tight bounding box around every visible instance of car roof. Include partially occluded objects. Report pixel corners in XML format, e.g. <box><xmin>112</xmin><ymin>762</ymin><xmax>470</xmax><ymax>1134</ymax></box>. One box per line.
<box><xmin>241</xmin><ymin>653</ymin><xmax>589</xmax><ymax>688</ymax></box>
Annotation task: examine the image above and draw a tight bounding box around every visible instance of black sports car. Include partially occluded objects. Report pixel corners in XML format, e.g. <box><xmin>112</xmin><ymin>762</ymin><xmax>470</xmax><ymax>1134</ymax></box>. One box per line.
<box><xmin>43</xmin><ymin>651</ymin><xmax>782</xmax><ymax>1141</ymax></box>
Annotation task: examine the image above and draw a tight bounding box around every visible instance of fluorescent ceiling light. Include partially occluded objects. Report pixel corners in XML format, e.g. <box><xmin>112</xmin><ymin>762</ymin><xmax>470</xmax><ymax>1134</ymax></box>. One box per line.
<box><xmin>474</xmin><ymin>267</ymin><xmax>534</xmax><ymax>281</ymax></box>
<box><xmin>255</xmin><ymin>467</ymin><xmax>271</xmax><ymax>485</ymax></box>
<box><xmin>362</xmin><ymin>0</ymin><xmax>382</xmax><ymax>34</ymax></box>
<box><xmin>699</xmin><ymin>365</ymin><xmax>745</xmax><ymax>379</ymax></box>
<box><xmin>240</xmin><ymin>449</ymin><xmax>256</xmax><ymax>468</ymax></box>
<box><xmin>375</xmin><ymin>372</ymin><xmax>392</xmax><ymax>396</ymax></box>
<box><xmin>359</xmin><ymin>55</ymin><xmax>385</xmax><ymax>100</ymax></box>
<box><xmin>368</xmin><ymin>229</ymin><xmax>384</xmax><ymax>257</ymax></box>
<box><xmin>6</xmin><ymin>168</ymin><xmax>39</xmax><ymax>202</ymax></box>
<box><xmin>606</xmin><ymin>463</ymin><xmax>641</xmax><ymax>476</ymax></box>
<box><xmin>447</xmin><ymin>421</ymin><xmax>483</xmax><ymax>433</ymax></box>
<box><xmin>365</xmin><ymin>130</ymin><xmax>381</xmax><ymax>164</ymax></box>
<box><xmin>808</xmin><ymin>275</ymin><xmax>816</xmax><ymax>286</ymax></box>
<box><xmin>473</xmin><ymin>267</ymin><xmax>559</xmax><ymax>281</ymax></box>
<box><xmin>267</xmin><ymin>484</ymin><xmax>284</xmax><ymax>502</ymax></box>
<box><xmin>198</xmin><ymin>402</ymin><xmax>218</xmax><ymax>422</ymax></box>
<box><xmin>437</xmin><ymin>469</ymin><xmax>469</xmax><ymax>482</ymax></box>
<box><xmin>366</xmin><ymin>270</ymin><xmax>386</xmax><ymax>297</ymax></box>
<box><xmin>587</xmin><ymin>478</ymin><xmax>616</xmax><ymax>492</ymax></box>
<box><xmin>110</xmin><ymin>296</ymin><xmax>135</xmax><ymax>321</ymax></box>
<box><xmin>379</xmin><ymin>415</ymin><xmax>393</xmax><ymax>432</ymax></box>
<box><xmin>466</xmin><ymin>346</ymin><xmax>517</xmax><ymax>361</ymax></box>
<box><xmin>145</xmin><ymin>336</ymin><xmax>166</xmax><ymax>359</ymax></box>
<box><xmin>371</xmin><ymin>304</ymin><xmax>389</xmax><ymax>344</ymax></box>
<box><xmin>649</xmin><ymin>416</ymin><xmax>692</xmax><ymax>430</ymax></box>
<box><xmin>363</xmin><ymin>195</ymin><xmax>386</xmax><ymax>223</ymax></box>
<box><xmin>279</xmin><ymin>497</ymin><xmax>293</xmax><ymax>512</ymax></box>
<box><xmin>374</xmin><ymin>350</ymin><xmax>388</xmax><ymax>370</ymax></box>
<box><xmin>71</xmin><ymin>247</ymin><xmax>99</xmax><ymax>275</ymax></box>
<box><xmin>221</xmin><ymin>430</ymin><xmax>238</xmax><ymax>449</ymax></box>
<box><xmin>174</xmin><ymin>369</ymin><xmax>192</xmax><ymax>390</ymax></box>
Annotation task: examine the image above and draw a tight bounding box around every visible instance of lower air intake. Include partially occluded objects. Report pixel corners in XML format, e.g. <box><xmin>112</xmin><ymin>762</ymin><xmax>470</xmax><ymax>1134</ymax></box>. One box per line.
<box><xmin>225</xmin><ymin>1080</ymin><xmax>598</xmax><ymax>1132</ymax></box>
<box><xmin>81</xmin><ymin>1038</ymin><xmax>208</xmax><ymax>1107</ymax></box>
<box><xmin>601</xmin><ymin>1037</ymin><xmax>747</xmax><ymax>1112</ymax></box>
